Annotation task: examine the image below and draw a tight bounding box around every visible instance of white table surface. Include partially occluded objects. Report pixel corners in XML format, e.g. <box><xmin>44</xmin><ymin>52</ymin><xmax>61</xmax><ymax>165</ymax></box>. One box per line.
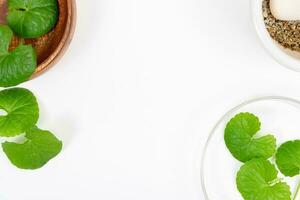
<box><xmin>2</xmin><ymin>0</ymin><xmax>300</xmax><ymax>199</ymax></box>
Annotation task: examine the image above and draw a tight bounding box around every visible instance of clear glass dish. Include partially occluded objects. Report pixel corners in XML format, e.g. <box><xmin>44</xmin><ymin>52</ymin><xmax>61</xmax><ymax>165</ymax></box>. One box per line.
<box><xmin>201</xmin><ymin>96</ymin><xmax>300</xmax><ymax>199</ymax></box>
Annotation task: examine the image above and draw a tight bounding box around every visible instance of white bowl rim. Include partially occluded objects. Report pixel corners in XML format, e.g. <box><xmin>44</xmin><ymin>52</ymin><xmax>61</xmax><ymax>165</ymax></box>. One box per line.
<box><xmin>251</xmin><ymin>0</ymin><xmax>300</xmax><ymax>72</ymax></box>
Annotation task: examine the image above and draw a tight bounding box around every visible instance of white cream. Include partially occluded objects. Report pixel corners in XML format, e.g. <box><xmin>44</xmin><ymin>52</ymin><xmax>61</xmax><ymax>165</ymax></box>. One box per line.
<box><xmin>270</xmin><ymin>0</ymin><xmax>300</xmax><ymax>20</ymax></box>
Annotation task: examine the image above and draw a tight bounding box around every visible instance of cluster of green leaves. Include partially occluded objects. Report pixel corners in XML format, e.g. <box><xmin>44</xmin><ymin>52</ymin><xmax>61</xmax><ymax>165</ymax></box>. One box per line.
<box><xmin>224</xmin><ymin>112</ymin><xmax>300</xmax><ymax>200</ymax></box>
<box><xmin>0</xmin><ymin>88</ymin><xmax>62</xmax><ymax>169</ymax></box>
<box><xmin>0</xmin><ymin>0</ymin><xmax>58</xmax><ymax>87</ymax></box>
<box><xmin>0</xmin><ymin>0</ymin><xmax>61</xmax><ymax>170</ymax></box>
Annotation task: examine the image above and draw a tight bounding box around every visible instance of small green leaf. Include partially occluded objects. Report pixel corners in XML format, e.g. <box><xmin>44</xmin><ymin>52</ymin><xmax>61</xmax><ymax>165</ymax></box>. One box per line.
<box><xmin>237</xmin><ymin>158</ymin><xmax>291</xmax><ymax>200</ymax></box>
<box><xmin>224</xmin><ymin>112</ymin><xmax>276</xmax><ymax>162</ymax></box>
<box><xmin>0</xmin><ymin>25</ymin><xmax>36</xmax><ymax>87</ymax></box>
<box><xmin>276</xmin><ymin>140</ymin><xmax>300</xmax><ymax>177</ymax></box>
<box><xmin>0</xmin><ymin>88</ymin><xmax>39</xmax><ymax>137</ymax></box>
<box><xmin>2</xmin><ymin>126</ymin><xmax>62</xmax><ymax>169</ymax></box>
<box><xmin>7</xmin><ymin>0</ymin><xmax>59</xmax><ymax>38</ymax></box>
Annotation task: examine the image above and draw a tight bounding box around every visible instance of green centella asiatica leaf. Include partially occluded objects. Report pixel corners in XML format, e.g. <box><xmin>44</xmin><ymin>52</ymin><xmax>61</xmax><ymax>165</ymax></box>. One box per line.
<box><xmin>224</xmin><ymin>112</ymin><xmax>276</xmax><ymax>162</ymax></box>
<box><xmin>0</xmin><ymin>25</ymin><xmax>36</xmax><ymax>87</ymax></box>
<box><xmin>2</xmin><ymin>126</ymin><xmax>62</xmax><ymax>169</ymax></box>
<box><xmin>0</xmin><ymin>88</ymin><xmax>39</xmax><ymax>137</ymax></box>
<box><xmin>276</xmin><ymin>140</ymin><xmax>300</xmax><ymax>177</ymax></box>
<box><xmin>237</xmin><ymin>158</ymin><xmax>291</xmax><ymax>200</ymax></box>
<box><xmin>7</xmin><ymin>0</ymin><xmax>59</xmax><ymax>38</ymax></box>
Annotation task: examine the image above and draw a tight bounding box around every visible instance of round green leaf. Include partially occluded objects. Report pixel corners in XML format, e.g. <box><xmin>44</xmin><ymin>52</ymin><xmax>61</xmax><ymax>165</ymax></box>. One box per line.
<box><xmin>2</xmin><ymin>126</ymin><xmax>62</xmax><ymax>169</ymax></box>
<box><xmin>276</xmin><ymin>140</ymin><xmax>300</xmax><ymax>177</ymax></box>
<box><xmin>0</xmin><ymin>44</ymin><xmax>37</xmax><ymax>87</ymax></box>
<box><xmin>0</xmin><ymin>88</ymin><xmax>39</xmax><ymax>137</ymax></box>
<box><xmin>0</xmin><ymin>25</ymin><xmax>37</xmax><ymax>87</ymax></box>
<box><xmin>7</xmin><ymin>0</ymin><xmax>59</xmax><ymax>38</ymax></box>
<box><xmin>224</xmin><ymin>112</ymin><xmax>276</xmax><ymax>162</ymax></box>
<box><xmin>237</xmin><ymin>158</ymin><xmax>291</xmax><ymax>200</ymax></box>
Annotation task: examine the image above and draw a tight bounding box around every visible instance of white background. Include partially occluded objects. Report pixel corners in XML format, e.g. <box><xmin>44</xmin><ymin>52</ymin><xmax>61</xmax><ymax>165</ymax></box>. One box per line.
<box><xmin>1</xmin><ymin>0</ymin><xmax>300</xmax><ymax>199</ymax></box>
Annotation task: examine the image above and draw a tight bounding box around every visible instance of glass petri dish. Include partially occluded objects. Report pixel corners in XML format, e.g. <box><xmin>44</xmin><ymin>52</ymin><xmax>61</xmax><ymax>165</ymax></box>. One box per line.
<box><xmin>201</xmin><ymin>96</ymin><xmax>300</xmax><ymax>199</ymax></box>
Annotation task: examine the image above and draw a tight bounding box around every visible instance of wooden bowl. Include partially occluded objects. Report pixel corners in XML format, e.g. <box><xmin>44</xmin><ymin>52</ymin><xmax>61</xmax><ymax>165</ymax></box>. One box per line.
<box><xmin>0</xmin><ymin>0</ymin><xmax>76</xmax><ymax>79</ymax></box>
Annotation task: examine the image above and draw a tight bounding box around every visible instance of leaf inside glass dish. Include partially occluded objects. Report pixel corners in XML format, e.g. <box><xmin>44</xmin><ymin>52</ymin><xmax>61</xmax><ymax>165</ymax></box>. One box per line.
<box><xmin>224</xmin><ymin>112</ymin><xmax>276</xmax><ymax>162</ymax></box>
<box><xmin>276</xmin><ymin>140</ymin><xmax>300</xmax><ymax>177</ymax></box>
<box><xmin>237</xmin><ymin>158</ymin><xmax>291</xmax><ymax>200</ymax></box>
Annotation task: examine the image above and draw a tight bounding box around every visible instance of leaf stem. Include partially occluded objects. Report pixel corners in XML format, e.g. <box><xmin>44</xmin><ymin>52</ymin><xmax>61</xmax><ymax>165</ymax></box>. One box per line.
<box><xmin>293</xmin><ymin>179</ymin><xmax>300</xmax><ymax>200</ymax></box>
<box><xmin>268</xmin><ymin>178</ymin><xmax>283</xmax><ymax>186</ymax></box>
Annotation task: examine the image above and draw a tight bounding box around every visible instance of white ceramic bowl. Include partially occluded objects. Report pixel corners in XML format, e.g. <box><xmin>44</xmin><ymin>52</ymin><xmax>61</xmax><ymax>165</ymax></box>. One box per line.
<box><xmin>251</xmin><ymin>0</ymin><xmax>300</xmax><ymax>72</ymax></box>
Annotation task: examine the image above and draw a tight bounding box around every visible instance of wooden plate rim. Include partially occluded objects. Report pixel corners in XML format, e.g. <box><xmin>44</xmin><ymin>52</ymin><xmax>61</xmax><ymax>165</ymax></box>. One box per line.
<box><xmin>31</xmin><ymin>0</ymin><xmax>77</xmax><ymax>79</ymax></box>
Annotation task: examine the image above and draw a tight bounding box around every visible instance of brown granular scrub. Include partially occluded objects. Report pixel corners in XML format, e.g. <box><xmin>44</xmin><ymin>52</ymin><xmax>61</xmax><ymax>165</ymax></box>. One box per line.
<box><xmin>263</xmin><ymin>0</ymin><xmax>300</xmax><ymax>52</ymax></box>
